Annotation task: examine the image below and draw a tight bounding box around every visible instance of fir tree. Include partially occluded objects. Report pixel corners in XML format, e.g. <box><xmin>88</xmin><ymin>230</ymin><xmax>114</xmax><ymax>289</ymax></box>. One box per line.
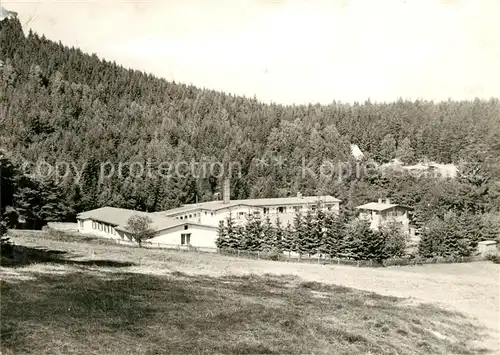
<box><xmin>321</xmin><ymin>212</ymin><xmax>344</xmax><ymax>257</ymax></box>
<box><xmin>274</xmin><ymin>217</ymin><xmax>284</xmax><ymax>252</ymax></box>
<box><xmin>243</xmin><ymin>215</ymin><xmax>263</xmax><ymax>251</ymax></box>
<box><xmin>261</xmin><ymin>215</ymin><xmax>274</xmax><ymax>251</ymax></box>
<box><xmin>281</xmin><ymin>221</ymin><xmax>295</xmax><ymax>254</ymax></box>
<box><xmin>380</xmin><ymin>219</ymin><xmax>407</xmax><ymax>258</ymax></box>
<box><xmin>215</xmin><ymin>220</ymin><xmax>227</xmax><ymax>249</ymax></box>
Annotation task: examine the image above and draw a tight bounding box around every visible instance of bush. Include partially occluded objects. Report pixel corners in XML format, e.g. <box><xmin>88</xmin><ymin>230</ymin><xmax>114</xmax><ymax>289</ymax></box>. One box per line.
<box><xmin>486</xmin><ymin>254</ymin><xmax>500</xmax><ymax>264</ymax></box>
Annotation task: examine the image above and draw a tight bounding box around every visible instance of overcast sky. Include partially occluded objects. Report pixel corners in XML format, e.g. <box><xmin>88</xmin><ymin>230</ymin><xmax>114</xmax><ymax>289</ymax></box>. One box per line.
<box><xmin>4</xmin><ymin>0</ymin><xmax>500</xmax><ymax>104</ymax></box>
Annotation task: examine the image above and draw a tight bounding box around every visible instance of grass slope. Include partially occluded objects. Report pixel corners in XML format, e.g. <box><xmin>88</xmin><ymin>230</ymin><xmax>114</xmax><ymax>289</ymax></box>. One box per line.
<box><xmin>1</xmin><ymin>266</ymin><xmax>488</xmax><ymax>354</ymax></box>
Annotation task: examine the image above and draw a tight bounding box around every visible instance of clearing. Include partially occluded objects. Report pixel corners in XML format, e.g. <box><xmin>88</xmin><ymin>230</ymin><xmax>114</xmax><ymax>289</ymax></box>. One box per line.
<box><xmin>1</xmin><ymin>232</ymin><xmax>499</xmax><ymax>354</ymax></box>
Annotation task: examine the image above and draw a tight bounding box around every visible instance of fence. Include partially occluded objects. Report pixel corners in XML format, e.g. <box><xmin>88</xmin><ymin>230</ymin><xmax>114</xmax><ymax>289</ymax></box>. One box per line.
<box><xmin>215</xmin><ymin>248</ymin><xmax>488</xmax><ymax>267</ymax></box>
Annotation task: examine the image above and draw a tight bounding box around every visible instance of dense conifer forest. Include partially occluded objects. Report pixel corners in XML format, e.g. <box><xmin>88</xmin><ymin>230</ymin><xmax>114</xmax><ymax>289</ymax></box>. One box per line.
<box><xmin>1</xmin><ymin>18</ymin><xmax>499</xmax><ymax>251</ymax></box>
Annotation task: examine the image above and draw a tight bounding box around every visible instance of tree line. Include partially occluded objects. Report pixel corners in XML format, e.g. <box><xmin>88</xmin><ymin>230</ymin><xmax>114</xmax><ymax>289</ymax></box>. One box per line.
<box><xmin>216</xmin><ymin>209</ymin><xmax>408</xmax><ymax>262</ymax></box>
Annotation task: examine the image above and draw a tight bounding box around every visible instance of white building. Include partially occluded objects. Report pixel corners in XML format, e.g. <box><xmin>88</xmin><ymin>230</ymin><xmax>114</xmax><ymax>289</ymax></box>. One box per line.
<box><xmin>76</xmin><ymin>207</ymin><xmax>218</xmax><ymax>251</ymax></box>
<box><xmin>76</xmin><ymin>183</ymin><xmax>341</xmax><ymax>250</ymax></box>
<box><xmin>155</xmin><ymin>192</ymin><xmax>341</xmax><ymax>228</ymax></box>
<box><xmin>356</xmin><ymin>198</ymin><xmax>412</xmax><ymax>236</ymax></box>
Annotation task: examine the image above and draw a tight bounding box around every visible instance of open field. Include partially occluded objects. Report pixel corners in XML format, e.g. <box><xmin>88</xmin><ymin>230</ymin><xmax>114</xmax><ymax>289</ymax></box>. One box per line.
<box><xmin>1</xmin><ymin>232</ymin><xmax>499</xmax><ymax>354</ymax></box>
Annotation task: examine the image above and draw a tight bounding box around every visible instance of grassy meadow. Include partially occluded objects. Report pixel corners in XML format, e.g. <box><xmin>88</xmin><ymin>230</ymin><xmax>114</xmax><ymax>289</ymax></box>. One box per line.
<box><xmin>0</xmin><ymin>232</ymin><xmax>494</xmax><ymax>355</ymax></box>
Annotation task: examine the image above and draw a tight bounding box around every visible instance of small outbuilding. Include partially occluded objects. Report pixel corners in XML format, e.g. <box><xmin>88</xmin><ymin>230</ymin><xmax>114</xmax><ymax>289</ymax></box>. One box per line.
<box><xmin>477</xmin><ymin>240</ymin><xmax>497</xmax><ymax>257</ymax></box>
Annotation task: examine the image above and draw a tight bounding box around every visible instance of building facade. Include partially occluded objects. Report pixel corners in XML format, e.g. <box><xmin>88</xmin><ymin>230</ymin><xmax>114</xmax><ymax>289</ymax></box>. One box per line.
<box><xmin>76</xmin><ymin>191</ymin><xmax>341</xmax><ymax>250</ymax></box>
<box><xmin>356</xmin><ymin>198</ymin><xmax>412</xmax><ymax>235</ymax></box>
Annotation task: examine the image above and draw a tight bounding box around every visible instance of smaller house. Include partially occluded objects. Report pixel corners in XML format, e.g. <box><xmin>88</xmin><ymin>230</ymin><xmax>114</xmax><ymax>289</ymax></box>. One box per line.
<box><xmin>76</xmin><ymin>207</ymin><xmax>218</xmax><ymax>250</ymax></box>
<box><xmin>356</xmin><ymin>198</ymin><xmax>412</xmax><ymax>235</ymax></box>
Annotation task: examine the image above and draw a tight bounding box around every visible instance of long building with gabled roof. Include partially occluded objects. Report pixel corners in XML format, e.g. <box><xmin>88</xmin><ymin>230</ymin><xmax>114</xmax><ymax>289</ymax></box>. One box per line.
<box><xmin>77</xmin><ymin>179</ymin><xmax>341</xmax><ymax>250</ymax></box>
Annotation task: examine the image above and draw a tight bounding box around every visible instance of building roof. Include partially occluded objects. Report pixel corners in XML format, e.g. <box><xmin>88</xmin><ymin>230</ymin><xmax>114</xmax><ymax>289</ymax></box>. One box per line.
<box><xmin>159</xmin><ymin>195</ymin><xmax>341</xmax><ymax>216</ymax></box>
<box><xmin>77</xmin><ymin>207</ymin><xmax>177</xmax><ymax>231</ymax></box>
<box><xmin>478</xmin><ymin>240</ymin><xmax>497</xmax><ymax>245</ymax></box>
<box><xmin>77</xmin><ymin>207</ymin><xmax>144</xmax><ymax>226</ymax></box>
<box><xmin>356</xmin><ymin>202</ymin><xmax>399</xmax><ymax>211</ymax></box>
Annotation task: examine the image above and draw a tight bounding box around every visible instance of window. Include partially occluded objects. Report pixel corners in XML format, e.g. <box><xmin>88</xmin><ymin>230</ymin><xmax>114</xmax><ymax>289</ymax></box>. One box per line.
<box><xmin>189</xmin><ymin>214</ymin><xmax>192</xmax><ymax>218</ymax></box>
<box><xmin>327</xmin><ymin>205</ymin><xmax>332</xmax><ymax>211</ymax></box>
<box><xmin>205</xmin><ymin>211</ymin><xmax>207</xmax><ymax>215</ymax></box>
<box><xmin>98</xmin><ymin>223</ymin><xmax>102</xmax><ymax>231</ymax></box>
<box><xmin>181</xmin><ymin>233</ymin><xmax>191</xmax><ymax>245</ymax></box>
<box><xmin>311</xmin><ymin>205</ymin><xmax>317</xmax><ymax>211</ymax></box>
<box><xmin>263</xmin><ymin>207</ymin><xmax>269</xmax><ymax>214</ymax></box>
<box><xmin>277</xmin><ymin>206</ymin><xmax>285</xmax><ymax>213</ymax></box>
<box><xmin>294</xmin><ymin>206</ymin><xmax>300</xmax><ymax>213</ymax></box>
<box><xmin>92</xmin><ymin>221</ymin><xmax>96</xmax><ymax>229</ymax></box>
<box><xmin>180</xmin><ymin>216</ymin><xmax>183</xmax><ymax>220</ymax></box>
<box><xmin>211</xmin><ymin>212</ymin><xmax>214</xmax><ymax>216</ymax></box>
<box><xmin>184</xmin><ymin>225</ymin><xmax>188</xmax><ymax>230</ymax></box>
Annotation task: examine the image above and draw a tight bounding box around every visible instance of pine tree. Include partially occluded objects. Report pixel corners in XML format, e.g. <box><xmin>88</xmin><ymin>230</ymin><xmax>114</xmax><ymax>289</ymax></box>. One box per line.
<box><xmin>274</xmin><ymin>217</ymin><xmax>284</xmax><ymax>252</ymax></box>
<box><xmin>215</xmin><ymin>220</ymin><xmax>227</xmax><ymax>249</ymax></box>
<box><xmin>233</xmin><ymin>224</ymin><xmax>245</xmax><ymax>250</ymax></box>
<box><xmin>321</xmin><ymin>211</ymin><xmax>344</xmax><ymax>257</ymax></box>
<box><xmin>341</xmin><ymin>219</ymin><xmax>365</xmax><ymax>260</ymax></box>
<box><xmin>379</xmin><ymin>134</ymin><xmax>397</xmax><ymax>163</ymax></box>
<box><xmin>313</xmin><ymin>208</ymin><xmax>326</xmax><ymax>256</ymax></box>
<box><xmin>358</xmin><ymin>222</ymin><xmax>387</xmax><ymax>262</ymax></box>
<box><xmin>293</xmin><ymin>212</ymin><xmax>304</xmax><ymax>256</ymax></box>
<box><xmin>261</xmin><ymin>215</ymin><xmax>274</xmax><ymax>251</ymax></box>
<box><xmin>225</xmin><ymin>213</ymin><xmax>240</xmax><ymax>249</ymax></box>
<box><xmin>395</xmin><ymin>137</ymin><xmax>415</xmax><ymax>164</ymax></box>
<box><xmin>281</xmin><ymin>221</ymin><xmax>295</xmax><ymax>254</ymax></box>
<box><xmin>380</xmin><ymin>219</ymin><xmax>407</xmax><ymax>258</ymax></box>
<box><xmin>243</xmin><ymin>215</ymin><xmax>263</xmax><ymax>251</ymax></box>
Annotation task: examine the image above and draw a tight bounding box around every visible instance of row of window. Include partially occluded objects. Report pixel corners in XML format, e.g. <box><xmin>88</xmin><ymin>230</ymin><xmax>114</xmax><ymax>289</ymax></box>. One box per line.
<box><xmin>92</xmin><ymin>220</ymin><xmax>116</xmax><ymax>235</ymax></box>
<box><xmin>174</xmin><ymin>204</ymin><xmax>336</xmax><ymax>220</ymax></box>
<box><xmin>177</xmin><ymin>211</ymin><xmax>215</xmax><ymax>220</ymax></box>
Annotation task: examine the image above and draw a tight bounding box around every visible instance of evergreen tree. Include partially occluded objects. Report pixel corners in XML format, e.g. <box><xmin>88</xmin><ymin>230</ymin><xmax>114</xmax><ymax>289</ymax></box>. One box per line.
<box><xmin>321</xmin><ymin>212</ymin><xmax>345</xmax><ymax>257</ymax></box>
<box><xmin>274</xmin><ymin>217</ymin><xmax>284</xmax><ymax>252</ymax></box>
<box><xmin>418</xmin><ymin>211</ymin><xmax>477</xmax><ymax>258</ymax></box>
<box><xmin>341</xmin><ymin>219</ymin><xmax>366</xmax><ymax>260</ymax></box>
<box><xmin>225</xmin><ymin>213</ymin><xmax>240</xmax><ymax>249</ymax></box>
<box><xmin>395</xmin><ymin>137</ymin><xmax>415</xmax><ymax>163</ymax></box>
<box><xmin>215</xmin><ymin>220</ymin><xmax>227</xmax><ymax>249</ymax></box>
<box><xmin>380</xmin><ymin>220</ymin><xmax>407</xmax><ymax>258</ymax></box>
<box><xmin>293</xmin><ymin>212</ymin><xmax>305</xmax><ymax>256</ymax></box>
<box><xmin>379</xmin><ymin>134</ymin><xmax>397</xmax><ymax>163</ymax></box>
<box><xmin>261</xmin><ymin>215</ymin><xmax>274</xmax><ymax>251</ymax></box>
<box><xmin>243</xmin><ymin>216</ymin><xmax>263</xmax><ymax>251</ymax></box>
<box><xmin>281</xmin><ymin>221</ymin><xmax>295</xmax><ymax>254</ymax></box>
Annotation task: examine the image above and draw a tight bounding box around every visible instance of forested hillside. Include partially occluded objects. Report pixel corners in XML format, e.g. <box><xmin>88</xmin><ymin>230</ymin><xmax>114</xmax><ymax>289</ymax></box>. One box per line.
<box><xmin>1</xmin><ymin>18</ymin><xmax>499</xmax><ymax>233</ymax></box>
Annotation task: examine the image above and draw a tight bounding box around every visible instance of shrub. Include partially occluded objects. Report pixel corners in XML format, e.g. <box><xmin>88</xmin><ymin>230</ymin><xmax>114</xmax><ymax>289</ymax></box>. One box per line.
<box><xmin>486</xmin><ymin>254</ymin><xmax>500</xmax><ymax>264</ymax></box>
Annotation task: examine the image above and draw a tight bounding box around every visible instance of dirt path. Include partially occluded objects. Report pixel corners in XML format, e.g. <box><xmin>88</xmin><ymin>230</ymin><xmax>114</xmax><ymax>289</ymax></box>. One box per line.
<box><xmin>4</xmin><ymin>235</ymin><xmax>500</xmax><ymax>350</ymax></box>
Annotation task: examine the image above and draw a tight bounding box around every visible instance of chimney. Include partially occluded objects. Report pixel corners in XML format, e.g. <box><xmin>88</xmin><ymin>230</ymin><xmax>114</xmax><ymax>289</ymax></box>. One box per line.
<box><xmin>378</xmin><ymin>198</ymin><xmax>382</xmax><ymax>203</ymax></box>
<box><xmin>297</xmin><ymin>192</ymin><xmax>303</xmax><ymax>199</ymax></box>
<box><xmin>222</xmin><ymin>177</ymin><xmax>230</xmax><ymax>204</ymax></box>
<box><xmin>385</xmin><ymin>198</ymin><xmax>390</xmax><ymax>204</ymax></box>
